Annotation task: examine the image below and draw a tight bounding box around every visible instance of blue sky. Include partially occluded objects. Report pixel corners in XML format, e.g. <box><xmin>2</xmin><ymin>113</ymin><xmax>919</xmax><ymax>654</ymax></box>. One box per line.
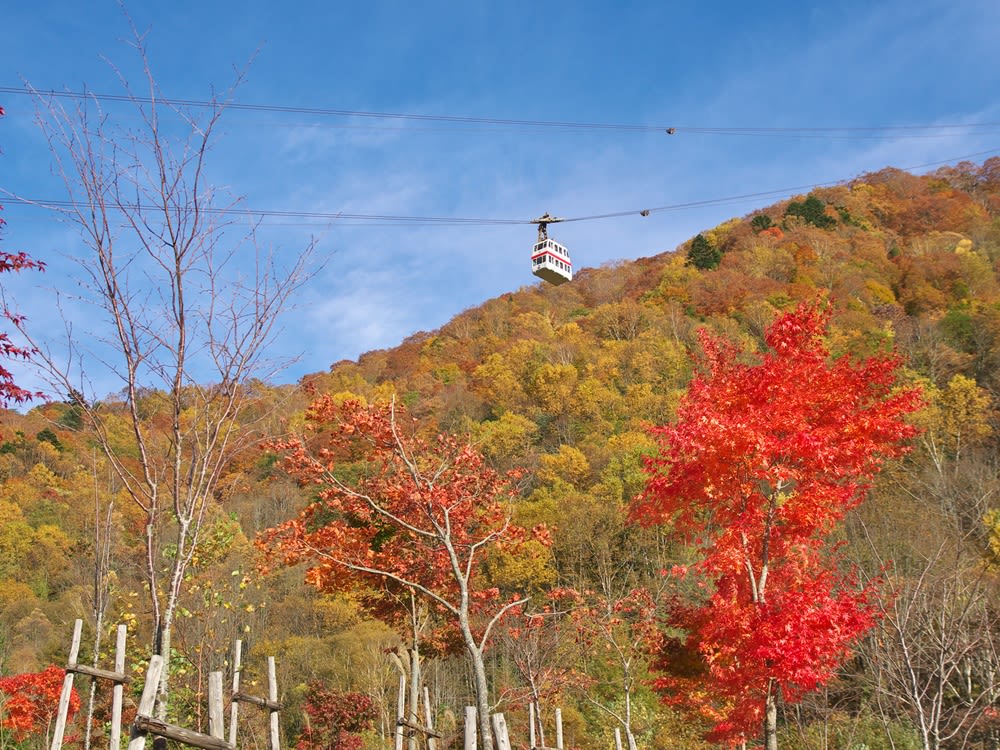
<box><xmin>2</xmin><ymin>0</ymin><xmax>999</xmax><ymax>400</ymax></box>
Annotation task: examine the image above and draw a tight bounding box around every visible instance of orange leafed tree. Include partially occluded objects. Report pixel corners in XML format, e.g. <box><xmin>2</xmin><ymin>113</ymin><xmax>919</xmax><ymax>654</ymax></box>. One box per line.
<box><xmin>633</xmin><ymin>301</ymin><xmax>923</xmax><ymax>749</ymax></box>
<box><xmin>259</xmin><ymin>397</ymin><xmax>546</xmax><ymax>750</ymax></box>
<box><xmin>0</xmin><ymin>666</ymin><xmax>79</xmax><ymax>741</ymax></box>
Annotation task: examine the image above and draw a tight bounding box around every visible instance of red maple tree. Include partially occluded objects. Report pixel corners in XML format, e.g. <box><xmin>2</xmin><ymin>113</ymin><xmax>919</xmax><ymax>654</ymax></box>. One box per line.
<box><xmin>0</xmin><ymin>104</ymin><xmax>45</xmax><ymax>408</ymax></box>
<box><xmin>632</xmin><ymin>301</ymin><xmax>922</xmax><ymax>748</ymax></box>
<box><xmin>0</xmin><ymin>665</ymin><xmax>79</xmax><ymax>741</ymax></box>
<box><xmin>259</xmin><ymin>397</ymin><xmax>547</xmax><ymax>750</ymax></box>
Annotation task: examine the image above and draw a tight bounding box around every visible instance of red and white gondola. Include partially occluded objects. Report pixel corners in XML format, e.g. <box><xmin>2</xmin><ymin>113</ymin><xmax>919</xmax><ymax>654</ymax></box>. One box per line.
<box><xmin>530</xmin><ymin>213</ymin><xmax>572</xmax><ymax>285</ymax></box>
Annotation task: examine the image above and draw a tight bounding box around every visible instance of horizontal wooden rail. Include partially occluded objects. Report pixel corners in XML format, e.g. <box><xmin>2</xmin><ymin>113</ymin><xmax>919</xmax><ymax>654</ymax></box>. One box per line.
<box><xmin>133</xmin><ymin>716</ymin><xmax>234</xmax><ymax>750</ymax></box>
<box><xmin>396</xmin><ymin>718</ymin><xmax>442</xmax><ymax>739</ymax></box>
<box><xmin>67</xmin><ymin>662</ymin><xmax>131</xmax><ymax>684</ymax></box>
<box><xmin>232</xmin><ymin>691</ymin><xmax>282</xmax><ymax>711</ymax></box>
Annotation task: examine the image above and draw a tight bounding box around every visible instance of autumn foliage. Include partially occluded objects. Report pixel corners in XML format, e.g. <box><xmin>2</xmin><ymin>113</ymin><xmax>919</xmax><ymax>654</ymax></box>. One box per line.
<box><xmin>0</xmin><ymin>666</ymin><xmax>78</xmax><ymax>740</ymax></box>
<box><xmin>1</xmin><ymin>160</ymin><xmax>999</xmax><ymax>748</ymax></box>
<box><xmin>295</xmin><ymin>683</ymin><xmax>375</xmax><ymax>750</ymax></box>
<box><xmin>259</xmin><ymin>397</ymin><xmax>541</xmax><ymax>628</ymax></box>
<box><xmin>259</xmin><ymin>397</ymin><xmax>550</xmax><ymax>747</ymax></box>
<box><xmin>0</xmin><ymin>104</ymin><xmax>45</xmax><ymax>408</ymax></box>
<box><xmin>634</xmin><ymin>301</ymin><xmax>923</xmax><ymax>745</ymax></box>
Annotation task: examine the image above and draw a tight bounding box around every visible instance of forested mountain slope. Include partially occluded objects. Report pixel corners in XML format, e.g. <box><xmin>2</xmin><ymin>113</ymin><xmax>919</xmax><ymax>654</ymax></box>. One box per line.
<box><xmin>2</xmin><ymin>160</ymin><xmax>999</xmax><ymax>750</ymax></box>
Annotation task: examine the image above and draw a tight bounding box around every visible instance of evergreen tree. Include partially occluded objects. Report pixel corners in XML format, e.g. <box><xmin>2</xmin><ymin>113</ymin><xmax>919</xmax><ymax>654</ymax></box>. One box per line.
<box><xmin>785</xmin><ymin>195</ymin><xmax>837</xmax><ymax>229</ymax></box>
<box><xmin>686</xmin><ymin>233</ymin><xmax>722</xmax><ymax>270</ymax></box>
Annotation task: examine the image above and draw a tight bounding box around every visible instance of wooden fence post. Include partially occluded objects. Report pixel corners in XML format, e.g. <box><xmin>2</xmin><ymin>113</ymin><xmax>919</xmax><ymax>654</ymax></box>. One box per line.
<box><xmin>268</xmin><ymin>656</ymin><xmax>281</xmax><ymax>750</ymax></box>
<box><xmin>128</xmin><ymin>656</ymin><xmax>165</xmax><ymax>750</ymax></box>
<box><xmin>50</xmin><ymin>619</ymin><xmax>83</xmax><ymax>750</ymax></box>
<box><xmin>110</xmin><ymin>625</ymin><xmax>127</xmax><ymax>750</ymax></box>
<box><xmin>491</xmin><ymin>714</ymin><xmax>511</xmax><ymax>750</ymax></box>
<box><xmin>422</xmin><ymin>687</ymin><xmax>437</xmax><ymax>750</ymax></box>
<box><xmin>463</xmin><ymin>707</ymin><xmax>477</xmax><ymax>750</ymax></box>
<box><xmin>395</xmin><ymin>676</ymin><xmax>406</xmax><ymax>750</ymax></box>
<box><xmin>228</xmin><ymin>640</ymin><xmax>242</xmax><ymax>747</ymax></box>
<box><xmin>208</xmin><ymin>672</ymin><xmax>225</xmax><ymax>741</ymax></box>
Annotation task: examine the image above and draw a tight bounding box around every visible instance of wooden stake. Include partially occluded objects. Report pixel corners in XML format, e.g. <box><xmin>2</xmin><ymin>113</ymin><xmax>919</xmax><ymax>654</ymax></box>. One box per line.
<box><xmin>267</xmin><ymin>656</ymin><xmax>280</xmax><ymax>750</ymax></box>
<box><xmin>128</xmin><ymin>656</ymin><xmax>165</xmax><ymax>750</ymax></box>
<box><xmin>491</xmin><ymin>714</ymin><xmax>512</xmax><ymax>750</ymax></box>
<box><xmin>395</xmin><ymin>677</ymin><xmax>406</xmax><ymax>750</ymax></box>
<box><xmin>110</xmin><ymin>625</ymin><xmax>127</xmax><ymax>750</ymax></box>
<box><xmin>51</xmin><ymin>619</ymin><xmax>83</xmax><ymax>750</ymax></box>
<box><xmin>228</xmin><ymin>640</ymin><xmax>242</xmax><ymax>747</ymax></box>
<box><xmin>529</xmin><ymin>703</ymin><xmax>536</xmax><ymax>750</ymax></box>
<box><xmin>555</xmin><ymin>709</ymin><xmax>564</xmax><ymax>750</ymax></box>
<box><xmin>422</xmin><ymin>687</ymin><xmax>437</xmax><ymax>750</ymax></box>
<box><xmin>463</xmin><ymin>707</ymin><xmax>477</xmax><ymax>750</ymax></box>
<box><xmin>614</xmin><ymin>728</ymin><xmax>623</xmax><ymax>750</ymax></box>
<box><xmin>208</xmin><ymin>672</ymin><xmax>225</xmax><ymax>741</ymax></box>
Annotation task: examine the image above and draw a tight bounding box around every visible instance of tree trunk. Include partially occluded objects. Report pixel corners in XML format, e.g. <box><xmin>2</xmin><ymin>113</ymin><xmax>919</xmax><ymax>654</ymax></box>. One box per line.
<box><xmin>623</xmin><ymin>669</ymin><xmax>637</xmax><ymax>750</ymax></box>
<box><xmin>460</xmin><ymin>622</ymin><xmax>493</xmax><ymax>750</ymax></box>
<box><xmin>157</xmin><ymin>610</ymin><xmax>174</xmax><ymax>720</ymax></box>
<box><xmin>765</xmin><ymin>682</ymin><xmax>778</xmax><ymax>750</ymax></box>
<box><xmin>408</xmin><ymin>645</ymin><xmax>421</xmax><ymax>750</ymax></box>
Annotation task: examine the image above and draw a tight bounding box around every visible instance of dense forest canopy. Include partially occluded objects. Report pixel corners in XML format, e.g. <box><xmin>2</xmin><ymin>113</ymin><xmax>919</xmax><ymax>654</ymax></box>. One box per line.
<box><xmin>2</xmin><ymin>159</ymin><xmax>1000</xmax><ymax>750</ymax></box>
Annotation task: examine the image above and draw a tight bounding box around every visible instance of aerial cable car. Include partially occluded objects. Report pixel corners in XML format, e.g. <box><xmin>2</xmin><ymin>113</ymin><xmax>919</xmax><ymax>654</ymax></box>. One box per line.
<box><xmin>530</xmin><ymin>212</ymin><xmax>572</xmax><ymax>285</ymax></box>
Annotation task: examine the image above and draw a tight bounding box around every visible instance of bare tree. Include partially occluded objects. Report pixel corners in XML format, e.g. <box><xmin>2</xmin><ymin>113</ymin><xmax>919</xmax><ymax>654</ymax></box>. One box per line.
<box><xmin>17</xmin><ymin>26</ymin><xmax>313</xmax><ymax>717</ymax></box>
<box><xmin>859</xmin><ymin>524</ymin><xmax>1000</xmax><ymax>750</ymax></box>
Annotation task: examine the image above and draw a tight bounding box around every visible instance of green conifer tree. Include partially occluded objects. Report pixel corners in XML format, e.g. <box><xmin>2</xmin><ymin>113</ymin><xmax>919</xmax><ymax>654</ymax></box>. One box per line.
<box><xmin>687</xmin><ymin>233</ymin><xmax>722</xmax><ymax>270</ymax></box>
